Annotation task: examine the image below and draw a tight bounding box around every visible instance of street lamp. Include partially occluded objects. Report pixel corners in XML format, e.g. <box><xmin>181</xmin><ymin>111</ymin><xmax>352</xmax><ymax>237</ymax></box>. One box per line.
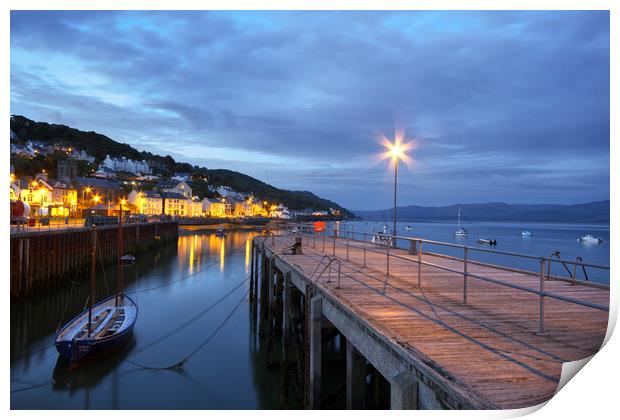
<box><xmin>82</xmin><ymin>187</ymin><xmax>92</xmax><ymax>209</ymax></box>
<box><xmin>382</xmin><ymin>134</ymin><xmax>412</xmax><ymax>237</ymax></box>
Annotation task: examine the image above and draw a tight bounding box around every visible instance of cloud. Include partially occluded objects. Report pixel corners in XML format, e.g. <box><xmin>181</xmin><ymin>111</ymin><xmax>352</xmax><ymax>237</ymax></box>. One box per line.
<box><xmin>10</xmin><ymin>10</ymin><xmax>609</xmax><ymax>208</ymax></box>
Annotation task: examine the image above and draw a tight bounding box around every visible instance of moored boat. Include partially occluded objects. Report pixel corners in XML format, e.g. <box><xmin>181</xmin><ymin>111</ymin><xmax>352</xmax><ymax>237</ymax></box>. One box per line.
<box><xmin>216</xmin><ymin>228</ymin><xmax>226</xmax><ymax>237</ymax></box>
<box><xmin>120</xmin><ymin>255</ymin><xmax>136</xmax><ymax>265</ymax></box>
<box><xmin>454</xmin><ymin>206</ymin><xmax>468</xmax><ymax>236</ymax></box>
<box><xmin>56</xmin><ymin>201</ymin><xmax>137</xmax><ymax>365</ymax></box>
<box><xmin>405</xmin><ymin>225</ymin><xmax>413</xmax><ymax>231</ymax></box>
<box><xmin>55</xmin><ymin>294</ymin><xmax>137</xmax><ymax>364</ymax></box>
<box><xmin>578</xmin><ymin>234</ymin><xmax>603</xmax><ymax>243</ymax></box>
<box><xmin>477</xmin><ymin>238</ymin><xmax>497</xmax><ymax>245</ymax></box>
<box><xmin>370</xmin><ymin>225</ymin><xmax>394</xmax><ymax>247</ymax></box>
<box><xmin>521</xmin><ymin>231</ymin><xmax>532</xmax><ymax>237</ymax></box>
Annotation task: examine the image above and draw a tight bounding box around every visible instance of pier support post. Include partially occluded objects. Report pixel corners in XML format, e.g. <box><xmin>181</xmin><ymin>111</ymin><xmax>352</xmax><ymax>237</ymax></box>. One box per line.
<box><xmin>283</xmin><ymin>273</ymin><xmax>291</xmax><ymax>334</ymax></box>
<box><xmin>309</xmin><ymin>295</ymin><xmax>323</xmax><ymax>409</ymax></box>
<box><xmin>268</xmin><ymin>259</ymin><xmax>275</xmax><ymax>327</ymax></box>
<box><xmin>346</xmin><ymin>338</ymin><xmax>367</xmax><ymax>409</ymax></box>
<box><xmin>250</xmin><ymin>241</ymin><xmax>255</xmax><ymax>302</ymax></box>
<box><xmin>258</xmin><ymin>253</ymin><xmax>269</xmax><ymax>337</ymax></box>
<box><xmin>389</xmin><ymin>371</ymin><xmax>418</xmax><ymax>410</ymax></box>
<box><xmin>280</xmin><ymin>272</ymin><xmax>292</xmax><ymax>408</ymax></box>
<box><xmin>275</xmin><ymin>269</ymin><xmax>284</xmax><ymax>337</ymax></box>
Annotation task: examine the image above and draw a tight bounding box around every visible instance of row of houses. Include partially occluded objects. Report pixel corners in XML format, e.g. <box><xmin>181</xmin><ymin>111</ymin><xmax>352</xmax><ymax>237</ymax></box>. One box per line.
<box><xmin>128</xmin><ymin>181</ymin><xmax>269</xmax><ymax>218</ymax></box>
<box><xmin>10</xmin><ymin>167</ymin><xmax>276</xmax><ymax>218</ymax></box>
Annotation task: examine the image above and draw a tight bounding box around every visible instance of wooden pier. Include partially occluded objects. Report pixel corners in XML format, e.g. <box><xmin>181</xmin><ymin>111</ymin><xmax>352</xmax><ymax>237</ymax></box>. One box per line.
<box><xmin>10</xmin><ymin>221</ymin><xmax>178</xmax><ymax>300</ymax></box>
<box><xmin>250</xmin><ymin>231</ymin><xmax>609</xmax><ymax>409</ymax></box>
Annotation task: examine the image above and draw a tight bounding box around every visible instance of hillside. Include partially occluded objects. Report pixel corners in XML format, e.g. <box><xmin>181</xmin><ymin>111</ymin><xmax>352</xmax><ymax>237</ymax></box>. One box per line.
<box><xmin>355</xmin><ymin>200</ymin><xmax>610</xmax><ymax>223</ymax></box>
<box><xmin>10</xmin><ymin>115</ymin><xmax>352</xmax><ymax>216</ymax></box>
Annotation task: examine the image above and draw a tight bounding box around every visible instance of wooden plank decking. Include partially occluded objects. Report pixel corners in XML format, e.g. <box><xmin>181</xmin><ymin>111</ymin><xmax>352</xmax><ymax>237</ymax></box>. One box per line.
<box><xmin>266</xmin><ymin>234</ymin><xmax>609</xmax><ymax>409</ymax></box>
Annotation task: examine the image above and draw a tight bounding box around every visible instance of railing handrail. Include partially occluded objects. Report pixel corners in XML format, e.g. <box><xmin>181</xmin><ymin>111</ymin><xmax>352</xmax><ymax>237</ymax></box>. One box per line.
<box><xmin>286</xmin><ymin>222</ymin><xmax>608</xmax><ymax>336</ymax></box>
<box><xmin>295</xmin><ymin>223</ymin><xmax>609</xmax><ymax>270</ymax></box>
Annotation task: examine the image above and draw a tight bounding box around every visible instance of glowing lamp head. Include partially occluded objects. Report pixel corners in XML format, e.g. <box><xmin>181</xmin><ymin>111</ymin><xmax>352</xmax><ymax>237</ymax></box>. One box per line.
<box><xmin>120</xmin><ymin>199</ymin><xmax>127</xmax><ymax>206</ymax></box>
<box><xmin>93</xmin><ymin>195</ymin><xmax>101</xmax><ymax>204</ymax></box>
<box><xmin>386</xmin><ymin>139</ymin><xmax>410</xmax><ymax>162</ymax></box>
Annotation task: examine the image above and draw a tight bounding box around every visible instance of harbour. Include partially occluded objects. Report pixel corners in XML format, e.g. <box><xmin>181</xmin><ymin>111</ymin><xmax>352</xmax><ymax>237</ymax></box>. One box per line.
<box><xmin>10</xmin><ymin>221</ymin><xmax>609</xmax><ymax>409</ymax></box>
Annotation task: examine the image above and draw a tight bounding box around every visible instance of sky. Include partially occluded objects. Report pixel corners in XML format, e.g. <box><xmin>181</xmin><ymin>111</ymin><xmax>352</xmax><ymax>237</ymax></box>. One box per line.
<box><xmin>10</xmin><ymin>10</ymin><xmax>610</xmax><ymax>210</ymax></box>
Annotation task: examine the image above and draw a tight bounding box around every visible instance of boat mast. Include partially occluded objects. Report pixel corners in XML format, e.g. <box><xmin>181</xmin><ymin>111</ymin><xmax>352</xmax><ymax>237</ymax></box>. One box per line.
<box><xmin>116</xmin><ymin>200</ymin><xmax>124</xmax><ymax>306</ymax></box>
<box><xmin>88</xmin><ymin>224</ymin><xmax>96</xmax><ymax>337</ymax></box>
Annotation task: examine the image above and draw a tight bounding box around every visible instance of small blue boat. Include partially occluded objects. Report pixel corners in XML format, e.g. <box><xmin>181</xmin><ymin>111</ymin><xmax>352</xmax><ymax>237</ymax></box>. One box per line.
<box><xmin>56</xmin><ymin>206</ymin><xmax>137</xmax><ymax>365</ymax></box>
<box><xmin>55</xmin><ymin>294</ymin><xmax>137</xmax><ymax>363</ymax></box>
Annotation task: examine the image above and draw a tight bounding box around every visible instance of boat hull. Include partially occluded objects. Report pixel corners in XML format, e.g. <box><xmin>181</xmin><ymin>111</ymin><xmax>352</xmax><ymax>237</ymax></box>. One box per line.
<box><xmin>55</xmin><ymin>294</ymin><xmax>137</xmax><ymax>364</ymax></box>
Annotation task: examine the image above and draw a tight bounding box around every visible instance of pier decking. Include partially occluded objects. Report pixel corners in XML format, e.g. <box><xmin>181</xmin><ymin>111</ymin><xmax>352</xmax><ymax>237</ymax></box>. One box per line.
<box><xmin>251</xmin><ymin>230</ymin><xmax>609</xmax><ymax>409</ymax></box>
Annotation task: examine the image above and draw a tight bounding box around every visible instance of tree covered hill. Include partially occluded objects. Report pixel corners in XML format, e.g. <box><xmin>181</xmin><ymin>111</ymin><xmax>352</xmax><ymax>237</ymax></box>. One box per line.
<box><xmin>10</xmin><ymin>115</ymin><xmax>352</xmax><ymax>216</ymax></box>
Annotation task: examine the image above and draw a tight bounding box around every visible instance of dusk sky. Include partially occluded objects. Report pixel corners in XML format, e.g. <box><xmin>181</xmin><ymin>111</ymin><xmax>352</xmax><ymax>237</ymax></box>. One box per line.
<box><xmin>10</xmin><ymin>10</ymin><xmax>610</xmax><ymax>210</ymax></box>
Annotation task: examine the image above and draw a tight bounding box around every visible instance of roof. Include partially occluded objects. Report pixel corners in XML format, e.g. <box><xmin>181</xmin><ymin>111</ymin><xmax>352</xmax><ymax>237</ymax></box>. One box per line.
<box><xmin>76</xmin><ymin>177</ymin><xmax>121</xmax><ymax>189</ymax></box>
<box><xmin>141</xmin><ymin>190</ymin><xmax>162</xmax><ymax>198</ymax></box>
<box><xmin>161</xmin><ymin>192</ymin><xmax>189</xmax><ymax>200</ymax></box>
<box><xmin>48</xmin><ymin>178</ymin><xmax>75</xmax><ymax>189</ymax></box>
<box><xmin>157</xmin><ymin>180</ymin><xmax>187</xmax><ymax>189</ymax></box>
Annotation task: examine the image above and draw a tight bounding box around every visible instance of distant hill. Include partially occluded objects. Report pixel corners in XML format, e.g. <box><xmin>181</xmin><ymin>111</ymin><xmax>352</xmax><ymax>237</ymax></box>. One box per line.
<box><xmin>354</xmin><ymin>200</ymin><xmax>610</xmax><ymax>223</ymax></box>
<box><xmin>10</xmin><ymin>115</ymin><xmax>352</xmax><ymax>216</ymax></box>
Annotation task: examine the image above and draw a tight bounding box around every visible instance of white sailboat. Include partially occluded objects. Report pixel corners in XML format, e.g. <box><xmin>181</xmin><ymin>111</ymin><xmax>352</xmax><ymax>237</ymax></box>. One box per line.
<box><xmin>454</xmin><ymin>206</ymin><xmax>468</xmax><ymax>236</ymax></box>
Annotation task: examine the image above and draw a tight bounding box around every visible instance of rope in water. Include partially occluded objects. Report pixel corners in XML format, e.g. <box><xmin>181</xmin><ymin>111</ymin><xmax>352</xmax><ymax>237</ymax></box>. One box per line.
<box><xmin>125</xmin><ymin>284</ymin><xmax>250</xmax><ymax>371</ymax></box>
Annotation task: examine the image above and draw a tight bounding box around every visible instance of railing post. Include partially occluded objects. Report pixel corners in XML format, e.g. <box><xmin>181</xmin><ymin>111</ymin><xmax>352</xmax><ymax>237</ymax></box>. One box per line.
<box><xmin>332</xmin><ymin>228</ymin><xmax>336</xmax><ymax>256</ymax></box>
<box><xmin>417</xmin><ymin>240</ymin><xmax>422</xmax><ymax>288</ymax></box>
<box><xmin>362</xmin><ymin>233</ymin><xmax>367</xmax><ymax>268</ymax></box>
<box><xmin>463</xmin><ymin>246</ymin><xmax>468</xmax><ymax>304</ymax></box>
<box><xmin>322</xmin><ymin>229</ymin><xmax>325</xmax><ymax>252</ymax></box>
<box><xmin>346</xmin><ymin>235</ymin><xmax>349</xmax><ymax>261</ymax></box>
<box><xmin>386</xmin><ymin>234</ymin><xmax>390</xmax><ymax>278</ymax></box>
<box><xmin>538</xmin><ymin>258</ymin><xmax>546</xmax><ymax>335</ymax></box>
<box><xmin>337</xmin><ymin>261</ymin><xmax>341</xmax><ymax>289</ymax></box>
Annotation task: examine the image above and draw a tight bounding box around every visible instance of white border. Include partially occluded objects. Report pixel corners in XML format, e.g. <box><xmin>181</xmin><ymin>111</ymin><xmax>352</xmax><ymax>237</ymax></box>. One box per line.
<box><xmin>3</xmin><ymin>1</ymin><xmax>617</xmax><ymax>419</ymax></box>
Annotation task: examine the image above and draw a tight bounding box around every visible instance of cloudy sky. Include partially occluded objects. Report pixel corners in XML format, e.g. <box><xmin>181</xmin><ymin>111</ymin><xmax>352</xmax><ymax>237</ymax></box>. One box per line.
<box><xmin>10</xmin><ymin>11</ymin><xmax>609</xmax><ymax>210</ymax></box>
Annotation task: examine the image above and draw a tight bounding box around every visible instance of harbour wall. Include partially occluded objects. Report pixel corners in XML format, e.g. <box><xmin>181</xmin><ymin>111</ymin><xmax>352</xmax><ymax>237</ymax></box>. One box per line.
<box><xmin>10</xmin><ymin>221</ymin><xmax>178</xmax><ymax>300</ymax></box>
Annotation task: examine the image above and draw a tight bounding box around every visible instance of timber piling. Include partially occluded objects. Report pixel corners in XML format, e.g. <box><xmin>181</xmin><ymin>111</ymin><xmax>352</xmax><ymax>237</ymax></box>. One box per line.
<box><xmin>10</xmin><ymin>221</ymin><xmax>178</xmax><ymax>300</ymax></box>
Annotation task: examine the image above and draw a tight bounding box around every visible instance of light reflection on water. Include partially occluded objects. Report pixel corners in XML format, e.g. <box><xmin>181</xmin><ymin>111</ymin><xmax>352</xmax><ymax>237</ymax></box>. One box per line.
<box><xmin>11</xmin><ymin>229</ymin><xmax>281</xmax><ymax>409</ymax></box>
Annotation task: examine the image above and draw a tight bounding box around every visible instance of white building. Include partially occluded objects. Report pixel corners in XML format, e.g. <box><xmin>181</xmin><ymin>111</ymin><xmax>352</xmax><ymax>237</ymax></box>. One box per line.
<box><xmin>100</xmin><ymin>155</ymin><xmax>152</xmax><ymax>175</ymax></box>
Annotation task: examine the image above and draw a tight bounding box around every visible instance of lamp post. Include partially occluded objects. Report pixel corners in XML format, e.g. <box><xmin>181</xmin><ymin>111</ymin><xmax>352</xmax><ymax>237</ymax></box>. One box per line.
<box><xmin>382</xmin><ymin>132</ymin><xmax>412</xmax><ymax>240</ymax></box>
<box><xmin>383</xmin><ymin>136</ymin><xmax>410</xmax><ymax>237</ymax></box>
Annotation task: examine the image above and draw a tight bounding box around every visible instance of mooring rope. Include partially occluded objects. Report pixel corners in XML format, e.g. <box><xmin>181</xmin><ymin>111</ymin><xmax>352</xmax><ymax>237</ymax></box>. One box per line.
<box><xmin>125</xmin><ymin>285</ymin><xmax>250</xmax><ymax>371</ymax></box>
<box><xmin>135</xmin><ymin>275</ymin><xmax>250</xmax><ymax>353</ymax></box>
<box><xmin>129</xmin><ymin>240</ymin><xmax>249</xmax><ymax>294</ymax></box>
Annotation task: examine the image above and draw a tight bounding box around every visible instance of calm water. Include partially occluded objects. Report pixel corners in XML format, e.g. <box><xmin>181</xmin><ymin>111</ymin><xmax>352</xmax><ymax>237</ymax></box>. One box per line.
<box><xmin>10</xmin><ymin>221</ymin><xmax>610</xmax><ymax>409</ymax></box>
<box><xmin>11</xmin><ymin>230</ymin><xmax>281</xmax><ymax>409</ymax></box>
<box><xmin>338</xmin><ymin>220</ymin><xmax>610</xmax><ymax>284</ymax></box>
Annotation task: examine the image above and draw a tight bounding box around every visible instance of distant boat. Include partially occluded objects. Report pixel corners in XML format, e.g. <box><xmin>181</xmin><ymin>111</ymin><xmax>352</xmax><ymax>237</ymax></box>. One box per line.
<box><xmin>521</xmin><ymin>231</ymin><xmax>532</xmax><ymax>237</ymax></box>
<box><xmin>477</xmin><ymin>238</ymin><xmax>497</xmax><ymax>245</ymax></box>
<box><xmin>120</xmin><ymin>255</ymin><xmax>135</xmax><ymax>265</ymax></box>
<box><xmin>454</xmin><ymin>206</ymin><xmax>468</xmax><ymax>236</ymax></box>
<box><xmin>371</xmin><ymin>225</ymin><xmax>394</xmax><ymax>247</ymax></box>
<box><xmin>56</xmin><ymin>216</ymin><xmax>137</xmax><ymax>365</ymax></box>
<box><xmin>578</xmin><ymin>234</ymin><xmax>603</xmax><ymax>243</ymax></box>
<box><xmin>405</xmin><ymin>225</ymin><xmax>414</xmax><ymax>231</ymax></box>
<box><xmin>215</xmin><ymin>228</ymin><xmax>226</xmax><ymax>237</ymax></box>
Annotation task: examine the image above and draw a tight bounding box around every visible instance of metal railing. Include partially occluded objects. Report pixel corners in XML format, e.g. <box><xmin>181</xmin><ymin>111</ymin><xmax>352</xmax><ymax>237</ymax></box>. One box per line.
<box><xmin>9</xmin><ymin>215</ymin><xmax>165</xmax><ymax>235</ymax></box>
<box><xmin>286</xmin><ymin>222</ymin><xmax>609</xmax><ymax>335</ymax></box>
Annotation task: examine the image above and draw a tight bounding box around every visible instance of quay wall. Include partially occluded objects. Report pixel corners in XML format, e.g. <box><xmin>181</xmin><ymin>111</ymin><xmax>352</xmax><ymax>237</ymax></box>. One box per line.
<box><xmin>10</xmin><ymin>221</ymin><xmax>178</xmax><ymax>300</ymax></box>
